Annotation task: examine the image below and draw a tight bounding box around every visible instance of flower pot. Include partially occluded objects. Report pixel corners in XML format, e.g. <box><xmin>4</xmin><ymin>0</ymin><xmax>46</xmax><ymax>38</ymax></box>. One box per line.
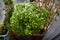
<box><xmin>0</xmin><ymin>30</ymin><xmax>9</xmax><ymax>40</ymax></box>
<box><xmin>10</xmin><ymin>29</ymin><xmax>45</xmax><ymax>40</ymax></box>
<box><xmin>9</xmin><ymin>13</ymin><xmax>57</xmax><ymax>40</ymax></box>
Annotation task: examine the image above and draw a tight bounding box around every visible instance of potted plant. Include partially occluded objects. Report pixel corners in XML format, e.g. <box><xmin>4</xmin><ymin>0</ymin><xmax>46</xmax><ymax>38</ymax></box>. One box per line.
<box><xmin>8</xmin><ymin>2</ymin><xmax>54</xmax><ymax>40</ymax></box>
<box><xmin>1</xmin><ymin>0</ymin><xmax>14</xmax><ymax>40</ymax></box>
<box><xmin>0</xmin><ymin>23</ymin><xmax>9</xmax><ymax>40</ymax></box>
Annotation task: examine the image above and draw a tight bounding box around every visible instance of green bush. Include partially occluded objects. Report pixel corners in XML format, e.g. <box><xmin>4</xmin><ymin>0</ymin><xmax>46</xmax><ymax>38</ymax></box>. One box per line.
<box><xmin>10</xmin><ymin>2</ymin><xmax>51</xmax><ymax>36</ymax></box>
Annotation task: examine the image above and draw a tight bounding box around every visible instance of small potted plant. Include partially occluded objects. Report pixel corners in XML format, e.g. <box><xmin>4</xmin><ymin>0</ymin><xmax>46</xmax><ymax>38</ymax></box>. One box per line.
<box><xmin>0</xmin><ymin>23</ymin><xmax>9</xmax><ymax>40</ymax></box>
<box><xmin>8</xmin><ymin>2</ymin><xmax>54</xmax><ymax>40</ymax></box>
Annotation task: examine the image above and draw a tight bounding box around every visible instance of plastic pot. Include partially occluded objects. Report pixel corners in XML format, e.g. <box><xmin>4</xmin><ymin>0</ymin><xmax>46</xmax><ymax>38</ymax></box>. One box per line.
<box><xmin>0</xmin><ymin>30</ymin><xmax>9</xmax><ymax>40</ymax></box>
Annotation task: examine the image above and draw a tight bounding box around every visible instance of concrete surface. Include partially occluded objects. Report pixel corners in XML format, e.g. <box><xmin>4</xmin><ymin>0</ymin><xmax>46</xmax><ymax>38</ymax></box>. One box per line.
<box><xmin>43</xmin><ymin>12</ymin><xmax>60</xmax><ymax>40</ymax></box>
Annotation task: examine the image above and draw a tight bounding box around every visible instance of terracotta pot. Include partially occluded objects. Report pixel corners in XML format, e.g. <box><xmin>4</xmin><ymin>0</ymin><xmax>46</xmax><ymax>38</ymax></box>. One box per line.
<box><xmin>10</xmin><ymin>30</ymin><xmax>45</xmax><ymax>40</ymax></box>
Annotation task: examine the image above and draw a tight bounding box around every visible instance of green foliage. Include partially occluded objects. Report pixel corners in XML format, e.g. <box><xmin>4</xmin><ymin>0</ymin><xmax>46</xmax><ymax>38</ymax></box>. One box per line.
<box><xmin>3</xmin><ymin>0</ymin><xmax>14</xmax><ymax>24</ymax></box>
<box><xmin>0</xmin><ymin>23</ymin><xmax>3</xmax><ymax>28</ymax></box>
<box><xmin>0</xmin><ymin>0</ymin><xmax>14</xmax><ymax>35</ymax></box>
<box><xmin>0</xmin><ymin>23</ymin><xmax>7</xmax><ymax>35</ymax></box>
<box><xmin>10</xmin><ymin>2</ymin><xmax>52</xmax><ymax>36</ymax></box>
